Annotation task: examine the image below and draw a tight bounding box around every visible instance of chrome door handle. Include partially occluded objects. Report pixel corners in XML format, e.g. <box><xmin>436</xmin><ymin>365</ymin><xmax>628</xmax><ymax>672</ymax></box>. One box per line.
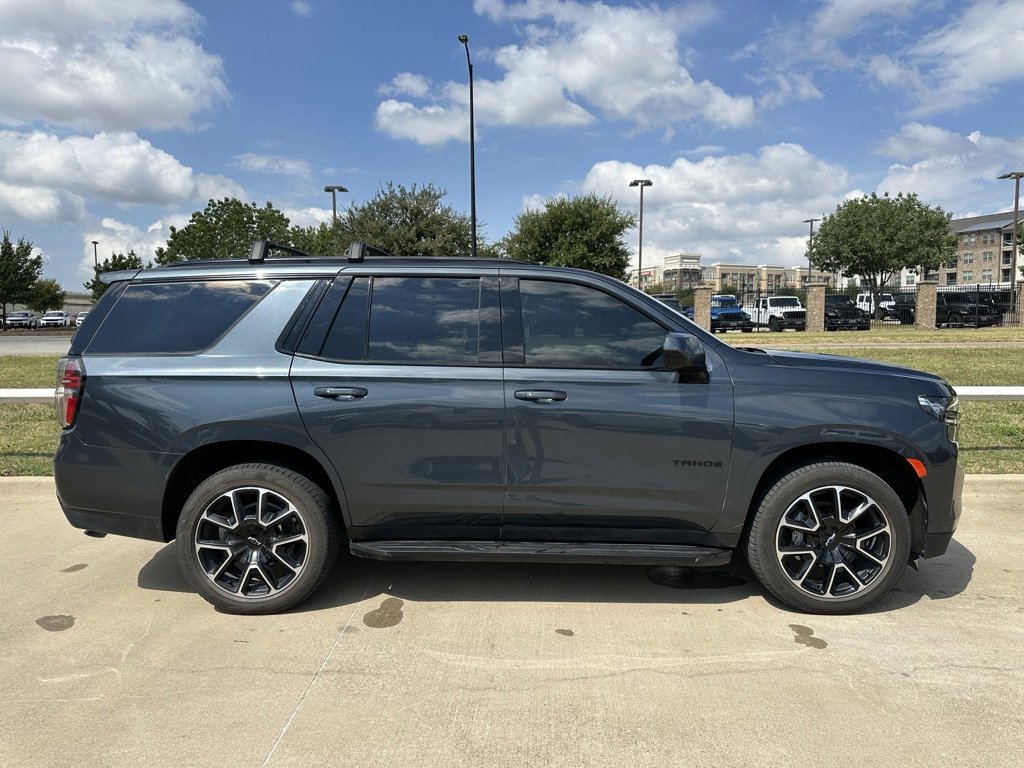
<box><xmin>514</xmin><ymin>389</ymin><xmax>567</xmax><ymax>404</ymax></box>
<box><xmin>314</xmin><ymin>386</ymin><xmax>368</xmax><ymax>400</ymax></box>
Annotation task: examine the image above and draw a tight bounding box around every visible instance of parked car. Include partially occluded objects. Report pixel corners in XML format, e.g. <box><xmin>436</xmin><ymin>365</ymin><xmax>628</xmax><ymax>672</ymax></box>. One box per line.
<box><xmin>40</xmin><ymin>310</ymin><xmax>71</xmax><ymax>327</ymax></box>
<box><xmin>893</xmin><ymin>292</ymin><xmax>1001</xmax><ymax>327</ymax></box>
<box><xmin>650</xmin><ymin>294</ymin><xmax>685</xmax><ymax>313</ymax></box>
<box><xmin>749</xmin><ymin>295</ymin><xmax>806</xmax><ymax>331</ymax></box>
<box><xmin>5</xmin><ymin>311</ymin><xmax>37</xmax><ymax>328</ymax></box>
<box><xmin>677</xmin><ymin>295</ymin><xmax>752</xmax><ymax>332</ymax></box>
<box><xmin>708</xmin><ymin>294</ymin><xmax>753</xmax><ymax>333</ymax></box>
<box><xmin>824</xmin><ymin>294</ymin><xmax>870</xmax><ymax>331</ymax></box>
<box><xmin>856</xmin><ymin>292</ymin><xmax>897</xmax><ymax>319</ymax></box>
<box><xmin>54</xmin><ymin>240</ymin><xmax>962</xmax><ymax>616</ymax></box>
<box><xmin>75</xmin><ymin>311</ymin><xmax>90</xmax><ymax>327</ymax></box>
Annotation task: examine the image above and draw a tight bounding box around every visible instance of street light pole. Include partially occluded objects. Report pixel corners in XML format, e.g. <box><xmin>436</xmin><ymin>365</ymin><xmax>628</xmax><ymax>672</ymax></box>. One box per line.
<box><xmin>458</xmin><ymin>35</ymin><xmax>477</xmax><ymax>258</ymax></box>
<box><xmin>629</xmin><ymin>179</ymin><xmax>653</xmax><ymax>290</ymax></box>
<box><xmin>323</xmin><ymin>185</ymin><xmax>348</xmax><ymax>225</ymax></box>
<box><xmin>91</xmin><ymin>240</ymin><xmax>98</xmax><ymax>271</ymax></box>
<box><xmin>802</xmin><ymin>218</ymin><xmax>819</xmax><ymax>285</ymax></box>
<box><xmin>998</xmin><ymin>171</ymin><xmax>1022</xmax><ymax>315</ymax></box>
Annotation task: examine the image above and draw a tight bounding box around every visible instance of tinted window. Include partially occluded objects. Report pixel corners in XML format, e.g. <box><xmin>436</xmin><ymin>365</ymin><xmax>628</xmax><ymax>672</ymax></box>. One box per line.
<box><xmin>320</xmin><ymin>278</ymin><xmax>369</xmax><ymax>360</ymax></box>
<box><xmin>519</xmin><ymin>280</ymin><xmax>665</xmax><ymax>368</ymax></box>
<box><xmin>367</xmin><ymin>277</ymin><xmax>481</xmax><ymax>364</ymax></box>
<box><xmin>86</xmin><ymin>280</ymin><xmax>274</xmax><ymax>354</ymax></box>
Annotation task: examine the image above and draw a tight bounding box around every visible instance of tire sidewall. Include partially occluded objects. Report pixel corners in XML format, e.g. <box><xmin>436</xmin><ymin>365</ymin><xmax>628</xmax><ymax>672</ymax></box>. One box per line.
<box><xmin>175</xmin><ymin>463</ymin><xmax>338</xmax><ymax>615</ymax></box>
<box><xmin>747</xmin><ymin>462</ymin><xmax>911</xmax><ymax>615</ymax></box>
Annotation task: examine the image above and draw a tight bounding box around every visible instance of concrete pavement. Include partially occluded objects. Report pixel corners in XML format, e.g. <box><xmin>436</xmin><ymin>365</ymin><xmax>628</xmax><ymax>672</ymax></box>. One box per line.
<box><xmin>0</xmin><ymin>476</ymin><xmax>1021</xmax><ymax>767</ymax></box>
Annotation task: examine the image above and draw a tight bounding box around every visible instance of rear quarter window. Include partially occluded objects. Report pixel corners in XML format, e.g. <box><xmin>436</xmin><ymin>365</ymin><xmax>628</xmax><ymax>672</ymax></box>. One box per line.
<box><xmin>84</xmin><ymin>280</ymin><xmax>275</xmax><ymax>354</ymax></box>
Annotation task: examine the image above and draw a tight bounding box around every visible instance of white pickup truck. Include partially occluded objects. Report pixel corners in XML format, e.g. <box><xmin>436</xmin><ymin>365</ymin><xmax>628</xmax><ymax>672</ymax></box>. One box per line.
<box><xmin>749</xmin><ymin>295</ymin><xmax>806</xmax><ymax>332</ymax></box>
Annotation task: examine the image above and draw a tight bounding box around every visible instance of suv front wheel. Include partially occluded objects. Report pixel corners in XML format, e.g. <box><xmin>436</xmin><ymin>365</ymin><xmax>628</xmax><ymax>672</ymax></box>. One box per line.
<box><xmin>175</xmin><ymin>463</ymin><xmax>339</xmax><ymax>614</ymax></box>
<box><xmin>746</xmin><ymin>462</ymin><xmax>910</xmax><ymax>614</ymax></box>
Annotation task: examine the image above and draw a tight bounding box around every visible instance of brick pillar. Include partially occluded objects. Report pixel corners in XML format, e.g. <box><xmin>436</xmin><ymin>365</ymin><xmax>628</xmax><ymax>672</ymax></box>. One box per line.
<box><xmin>915</xmin><ymin>280</ymin><xmax>938</xmax><ymax>330</ymax></box>
<box><xmin>693</xmin><ymin>285</ymin><xmax>712</xmax><ymax>331</ymax></box>
<box><xmin>805</xmin><ymin>281</ymin><xmax>826</xmax><ymax>333</ymax></box>
<box><xmin>1015</xmin><ymin>282</ymin><xmax>1024</xmax><ymax>327</ymax></box>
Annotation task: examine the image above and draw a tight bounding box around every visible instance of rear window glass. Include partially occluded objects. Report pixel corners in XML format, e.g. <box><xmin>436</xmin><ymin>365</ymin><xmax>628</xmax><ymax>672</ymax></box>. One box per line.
<box><xmin>85</xmin><ymin>280</ymin><xmax>275</xmax><ymax>354</ymax></box>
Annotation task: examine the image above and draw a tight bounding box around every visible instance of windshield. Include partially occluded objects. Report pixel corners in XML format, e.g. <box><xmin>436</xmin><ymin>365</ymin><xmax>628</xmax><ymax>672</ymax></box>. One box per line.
<box><xmin>712</xmin><ymin>297</ymin><xmax>739</xmax><ymax>308</ymax></box>
<box><xmin>826</xmin><ymin>296</ymin><xmax>853</xmax><ymax>304</ymax></box>
<box><xmin>44</xmin><ymin>312</ymin><xmax>62</xmax><ymax>317</ymax></box>
<box><xmin>772</xmin><ymin>298</ymin><xmax>801</xmax><ymax>307</ymax></box>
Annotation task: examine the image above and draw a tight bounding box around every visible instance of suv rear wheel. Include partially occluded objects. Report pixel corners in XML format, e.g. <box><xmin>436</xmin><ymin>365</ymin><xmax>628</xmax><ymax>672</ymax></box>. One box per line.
<box><xmin>175</xmin><ymin>463</ymin><xmax>339</xmax><ymax>614</ymax></box>
<box><xmin>746</xmin><ymin>462</ymin><xmax>910</xmax><ymax>614</ymax></box>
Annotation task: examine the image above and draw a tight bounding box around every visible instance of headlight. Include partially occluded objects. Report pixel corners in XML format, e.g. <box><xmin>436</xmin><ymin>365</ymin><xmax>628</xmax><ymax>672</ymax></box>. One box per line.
<box><xmin>918</xmin><ymin>395</ymin><xmax>959</xmax><ymax>442</ymax></box>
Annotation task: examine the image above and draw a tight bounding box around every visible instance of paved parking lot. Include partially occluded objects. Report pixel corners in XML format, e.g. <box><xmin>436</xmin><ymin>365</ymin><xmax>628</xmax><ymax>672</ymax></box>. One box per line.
<box><xmin>1</xmin><ymin>476</ymin><xmax>1021</xmax><ymax>767</ymax></box>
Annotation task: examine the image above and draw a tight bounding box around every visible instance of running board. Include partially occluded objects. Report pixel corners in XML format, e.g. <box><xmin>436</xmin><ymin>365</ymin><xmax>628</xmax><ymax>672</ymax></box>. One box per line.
<box><xmin>350</xmin><ymin>540</ymin><xmax>732</xmax><ymax>566</ymax></box>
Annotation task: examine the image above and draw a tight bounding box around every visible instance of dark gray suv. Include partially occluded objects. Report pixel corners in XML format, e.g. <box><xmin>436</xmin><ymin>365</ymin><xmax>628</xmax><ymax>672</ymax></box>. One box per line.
<box><xmin>54</xmin><ymin>242</ymin><xmax>963</xmax><ymax>615</ymax></box>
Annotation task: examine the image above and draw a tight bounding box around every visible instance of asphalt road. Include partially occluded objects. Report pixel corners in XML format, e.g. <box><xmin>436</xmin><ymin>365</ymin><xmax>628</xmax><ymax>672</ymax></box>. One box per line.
<box><xmin>0</xmin><ymin>476</ymin><xmax>1021</xmax><ymax>767</ymax></box>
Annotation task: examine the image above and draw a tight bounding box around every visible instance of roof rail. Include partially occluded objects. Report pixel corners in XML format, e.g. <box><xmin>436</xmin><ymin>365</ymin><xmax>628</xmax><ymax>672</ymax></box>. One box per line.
<box><xmin>248</xmin><ymin>240</ymin><xmax>311</xmax><ymax>264</ymax></box>
<box><xmin>345</xmin><ymin>241</ymin><xmax>393</xmax><ymax>263</ymax></box>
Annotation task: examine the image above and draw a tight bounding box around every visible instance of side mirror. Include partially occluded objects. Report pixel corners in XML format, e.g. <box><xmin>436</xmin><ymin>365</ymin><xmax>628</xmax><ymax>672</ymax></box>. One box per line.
<box><xmin>662</xmin><ymin>332</ymin><xmax>707</xmax><ymax>376</ymax></box>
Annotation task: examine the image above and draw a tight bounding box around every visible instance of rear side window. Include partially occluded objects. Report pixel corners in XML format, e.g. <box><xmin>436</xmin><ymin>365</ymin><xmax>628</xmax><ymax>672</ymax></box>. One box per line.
<box><xmin>85</xmin><ymin>280</ymin><xmax>275</xmax><ymax>354</ymax></box>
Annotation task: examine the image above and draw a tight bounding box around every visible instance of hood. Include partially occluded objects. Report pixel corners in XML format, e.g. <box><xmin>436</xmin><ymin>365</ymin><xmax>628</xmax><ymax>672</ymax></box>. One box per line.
<box><xmin>761</xmin><ymin>348</ymin><xmax>954</xmax><ymax>396</ymax></box>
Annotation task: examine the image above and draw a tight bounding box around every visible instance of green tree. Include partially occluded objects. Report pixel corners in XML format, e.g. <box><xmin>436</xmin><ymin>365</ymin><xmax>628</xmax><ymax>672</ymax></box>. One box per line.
<box><xmin>289</xmin><ymin>222</ymin><xmax>342</xmax><ymax>256</ymax></box>
<box><xmin>1016</xmin><ymin>221</ymin><xmax>1024</xmax><ymax>280</ymax></box>
<box><xmin>335</xmin><ymin>183</ymin><xmax>474</xmax><ymax>257</ymax></box>
<box><xmin>85</xmin><ymin>250</ymin><xmax>147</xmax><ymax>300</ymax></box>
<box><xmin>25</xmin><ymin>278</ymin><xmax>66</xmax><ymax>314</ymax></box>
<box><xmin>811</xmin><ymin>193</ymin><xmax>956</xmax><ymax>319</ymax></box>
<box><xmin>498</xmin><ymin>194</ymin><xmax>636</xmax><ymax>279</ymax></box>
<box><xmin>155</xmin><ymin>198</ymin><xmax>291</xmax><ymax>264</ymax></box>
<box><xmin>0</xmin><ymin>231</ymin><xmax>43</xmax><ymax>327</ymax></box>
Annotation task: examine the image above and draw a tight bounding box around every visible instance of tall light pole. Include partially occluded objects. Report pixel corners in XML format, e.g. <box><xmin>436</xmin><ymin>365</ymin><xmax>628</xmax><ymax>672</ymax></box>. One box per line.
<box><xmin>91</xmin><ymin>240</ymin><xmax>99</xmax><ymax>271</ymax></box>
<box><xmin>630</xmin><ymin>179</ymin><xmax>652</xmax><ymax>290</ymax></box>
<box><xmin>323</xmin><ymin>185</ymin><xmax>347</xmax><ymax>225</ymax></box>
<box><xmin>998</xmin><ymin>171</ymin><xmax>1022</xmax><ymax>315</ymax></box>
<box><xmin>803</xmin><ymin>218</ymin><xmax>819</xmax><ymax>285</ymax></box>
<box><xmin>458</xmin><ymin>35</ymin><xmax>477</xmax><ymax>258</ymax></box>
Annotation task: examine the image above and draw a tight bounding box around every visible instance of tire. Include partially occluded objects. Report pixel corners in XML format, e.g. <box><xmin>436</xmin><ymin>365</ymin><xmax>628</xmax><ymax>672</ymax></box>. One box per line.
<box><xmin>768</xmin><ymin>316</ymin><xmax>781</xmax><ymax>332</ymax></box>
<box><xmin>948</xmin><ymin>312</ymin><xmax>963</xmax><ymax>326</ymax></box>
<box><xmin>746</xmin><ymin>462</ymin><xmax>910</xmax><ymax>614</ymax></box>
<box><xmin>175</xmin><ymin>463</ymin><xmax>340</xmax><ymax>615</ymax></box>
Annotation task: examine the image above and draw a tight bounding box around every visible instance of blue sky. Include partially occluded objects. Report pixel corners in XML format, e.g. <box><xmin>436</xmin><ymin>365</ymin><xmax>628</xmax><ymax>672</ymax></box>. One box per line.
<box><xmin>1</xmin><ymin>0</ymin><xmax>1023</xmax><ymax>292</ymax></box>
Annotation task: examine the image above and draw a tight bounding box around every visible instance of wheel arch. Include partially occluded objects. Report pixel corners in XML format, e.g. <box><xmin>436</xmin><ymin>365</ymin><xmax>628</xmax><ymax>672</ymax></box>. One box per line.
<box><xmin>741</xmin><ymin>442</ymin><xmax>927</xmax><ymax>557</ymax></box>
<box><xmin>161</xmin><ymin>440</ymin><xmax>345</xmax><ymax>542</ymax></box>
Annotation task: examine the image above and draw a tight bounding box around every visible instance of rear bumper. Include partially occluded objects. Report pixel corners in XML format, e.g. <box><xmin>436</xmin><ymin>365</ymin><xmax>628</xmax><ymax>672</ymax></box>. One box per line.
<box><xmin>54</xmin><ymin>432</ymin><xmax>174</xmax><ymax>542</ymax></box>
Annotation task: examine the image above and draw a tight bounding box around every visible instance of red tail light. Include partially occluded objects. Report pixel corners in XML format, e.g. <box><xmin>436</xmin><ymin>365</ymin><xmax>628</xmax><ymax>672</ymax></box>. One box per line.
<box><xmin>55</xmin><ymin>357</ymin><xmax>85</xmax><ymax>428</ymax></box>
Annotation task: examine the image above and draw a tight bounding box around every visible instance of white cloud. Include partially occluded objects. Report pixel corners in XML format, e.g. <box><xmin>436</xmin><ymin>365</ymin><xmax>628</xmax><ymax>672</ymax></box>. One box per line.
<box><xmin>81</xmin><ymin>213</ymin><xmax>191</xmax><ymax>279</ymax></box>
<box><xmin>290</xmin><ymin>1</ymin><xmax>313</xmax><ymax>17</ymax></box>
<box><xmin>375</xmin><ymin>0</ymin><xmax>754</xmax><ymax>147</ymax></box>
<box><xmin>810</xmin><ymin>0</ymin><xmax>921</xmax><ymax>43</ymax></box>
<box><xmin>0</xmin><ymin>130</ymin><xmax>245</xmax><ymax>222</ymax></box>
<box><xmin>379</xmin><ymin>73</ymin><xmax>432</xmax><ymax>98</ymax></box>
<box><xmin>0</xmin><ymin>180</ymin><xmax>85</xmax><ymax>223</ymax></box>
<box><xmin>374</xmin><ymin>100</ymin><xmax>468</xmax><ymax>146</ymax></box>
<box><xmin>234</xmin><ymin>153</ymin><xmax>312</xmax><ymax>177</ymax></box>
<box><xmin>875</xmin><ymin>125</ymin><xmax>1024</xmax><ymax>214</ymax></box>
<box><xmin>883</xmin><ymin>0</ymin><xmax>1024</xmax><ymax>114</ymax></box>
<box><xmin>0</xmin><ymin>0</ymin><xmax>227</xmax><ymax>132</ymax></box>
<box><xmin>283</xmin><ymin>207</ymin><xmax>333</xmax><ymax>228</ymax></box>
<box><xmin>579</xmin><ymin>143</ymin><xmax>851</xmax><ymax>269</ymax></box>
